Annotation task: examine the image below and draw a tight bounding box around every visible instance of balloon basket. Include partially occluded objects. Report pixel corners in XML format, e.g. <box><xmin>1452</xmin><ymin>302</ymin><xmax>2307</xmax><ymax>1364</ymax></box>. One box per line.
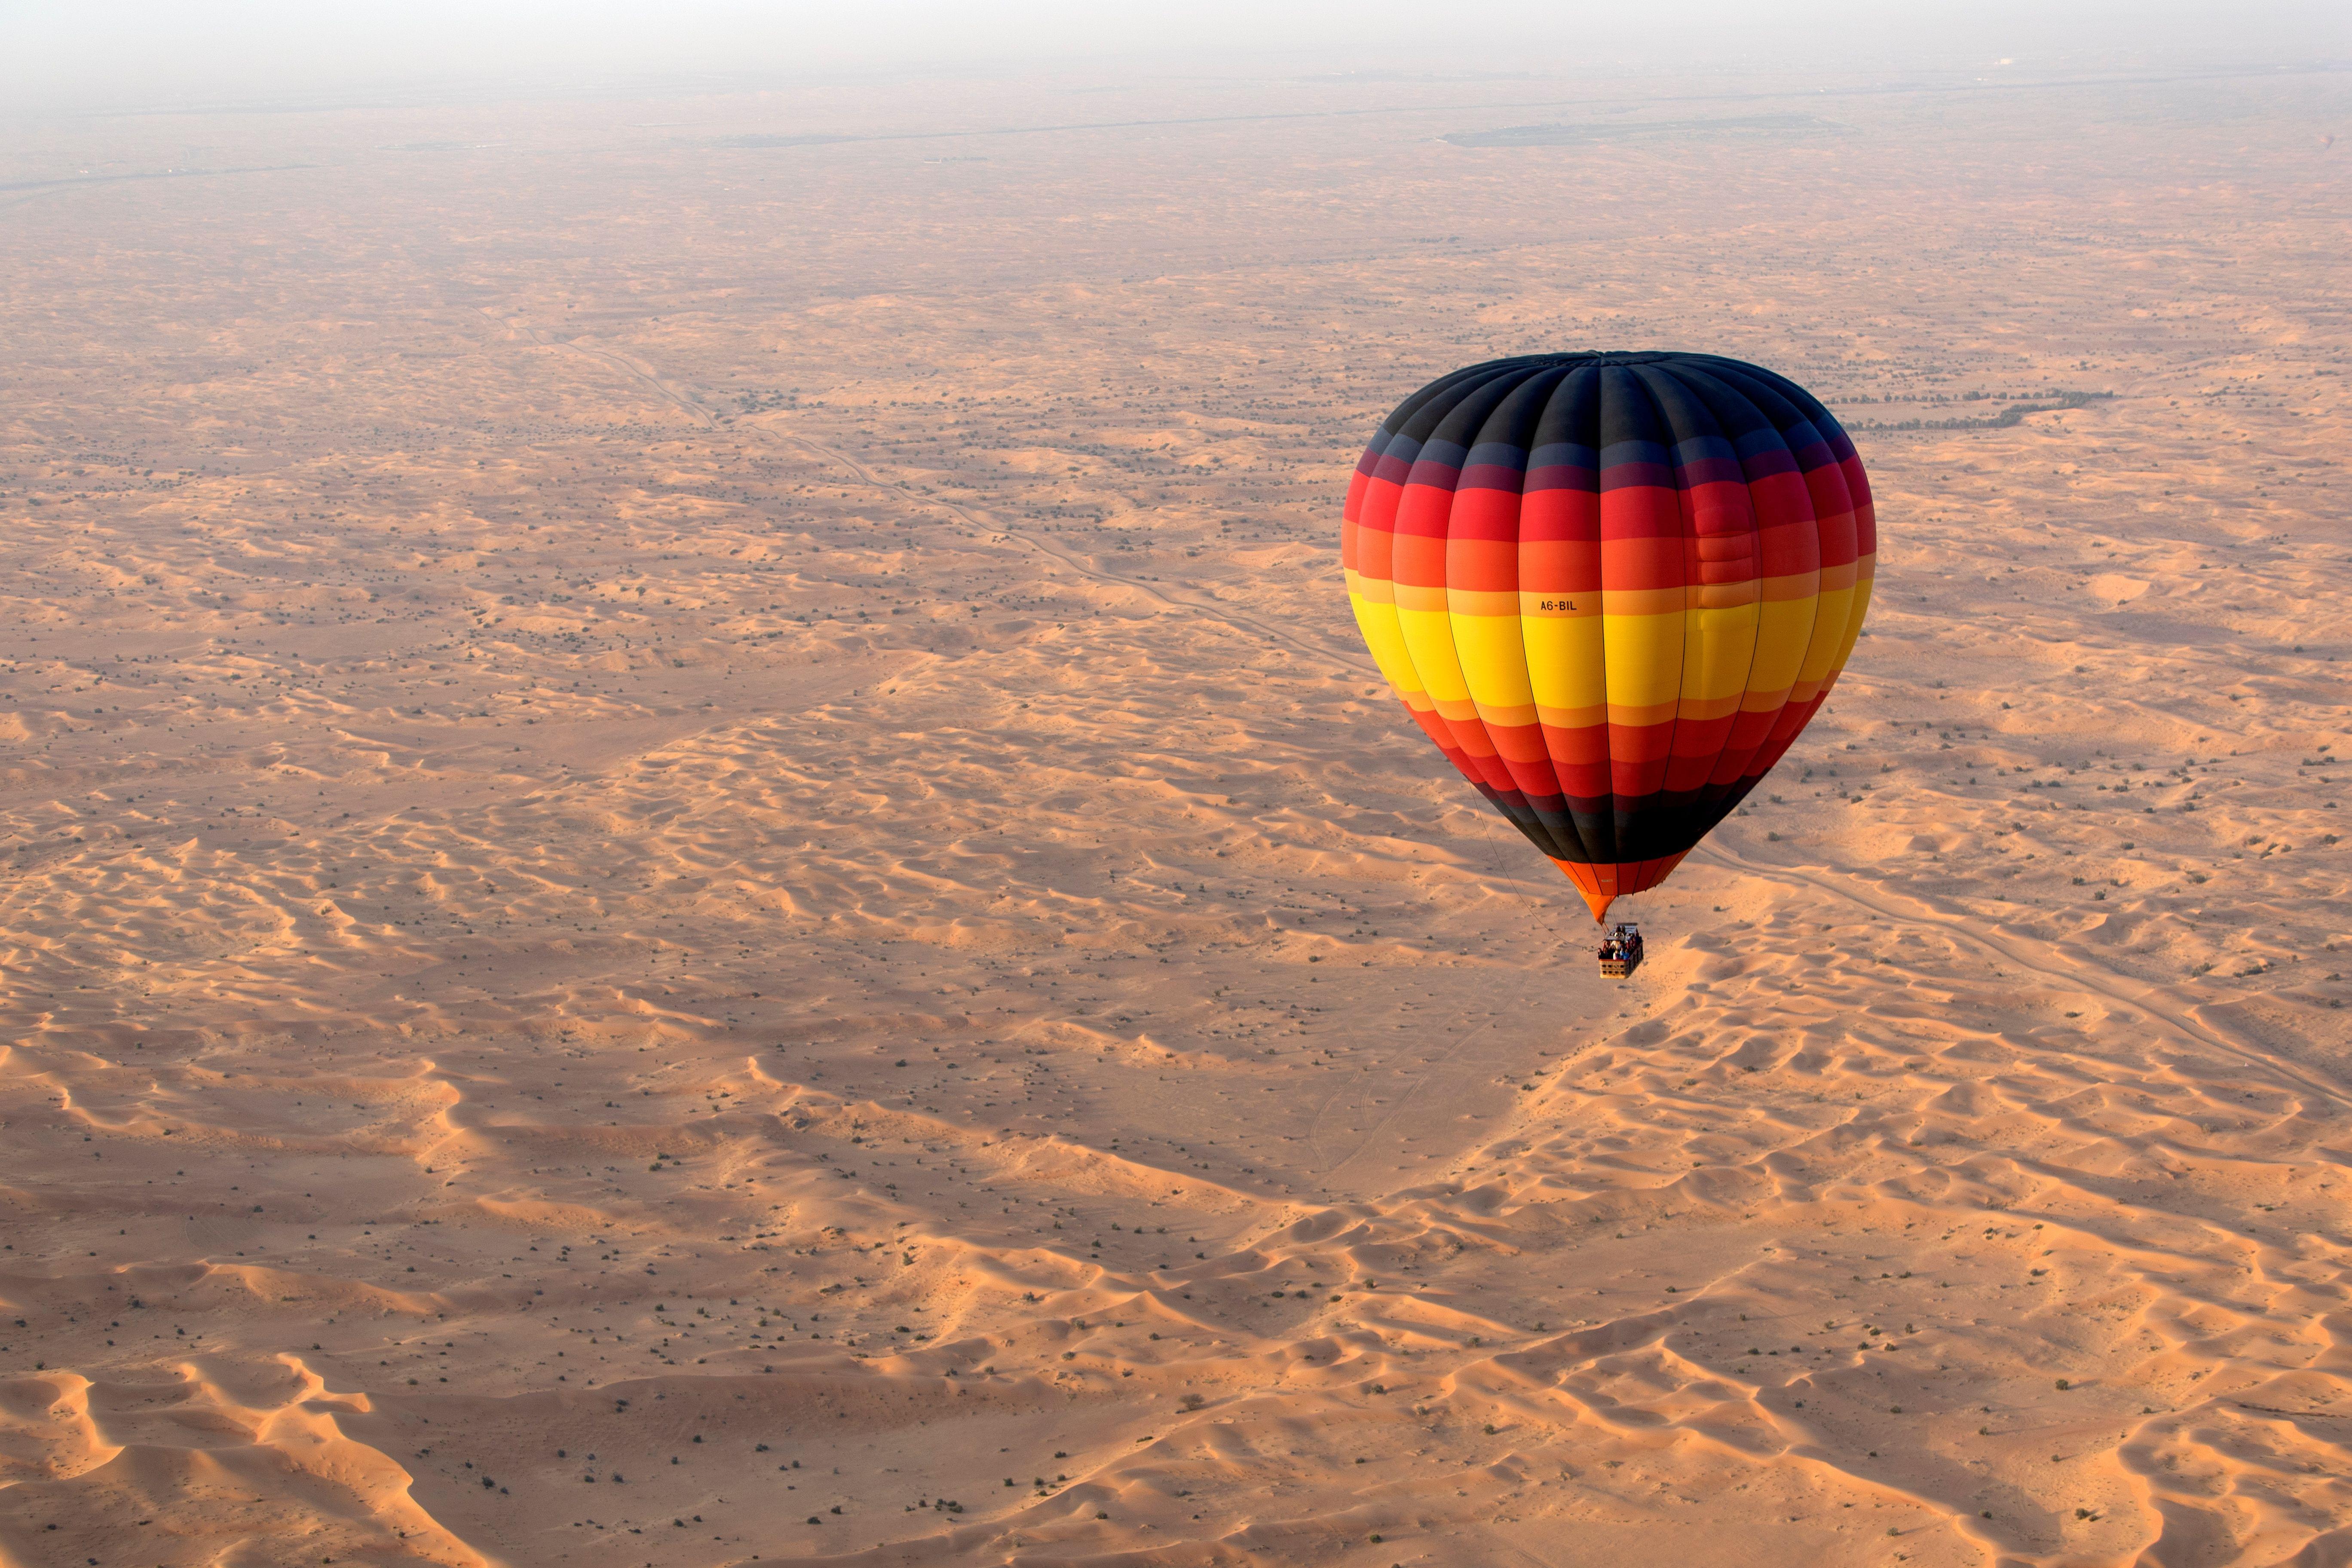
<box><xmin>1595</xmin><ymin>921</ymin><xmax>1644</xmax><ymax>979</ymax></box>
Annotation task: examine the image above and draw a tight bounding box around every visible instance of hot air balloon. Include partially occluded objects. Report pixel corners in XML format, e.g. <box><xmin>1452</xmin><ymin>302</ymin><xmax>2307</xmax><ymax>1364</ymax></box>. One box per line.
<box><xmin>1341</xmin><ymin>351</ymin><xmax>1875</xmax><ymax>923</ymax></box>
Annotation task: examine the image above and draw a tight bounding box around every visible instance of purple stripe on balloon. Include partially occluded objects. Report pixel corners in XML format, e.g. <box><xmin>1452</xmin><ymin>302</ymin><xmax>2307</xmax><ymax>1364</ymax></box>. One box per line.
<box><xmin>1785</xmin><ymin>438</ymin><xmax>1836</xmax><ymax>472</ymax></box>
<box><xmin>1600</xmin><ymin>461</ymin><xmax>1672</xmax><ymax>492</ymax></box>
<box><xmin>1459</xmin><ymin>462</ymin><xmax>1530</xmax><ymax>492</ymax></box>
<box><xmin>1523</xmin><ymin>463</ymin><xmax>1598</xmax><ymax>493</ymax></box>
<box><xmin>1673</xmin><ymin>455</ymin><xmax>1747</xmax><ymax>488</ymax></box>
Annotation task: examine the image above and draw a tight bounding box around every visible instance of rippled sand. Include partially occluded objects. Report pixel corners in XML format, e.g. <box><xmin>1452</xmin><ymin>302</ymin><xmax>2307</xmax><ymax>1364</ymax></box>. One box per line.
<box><xmin>3</xmin><ymin>64</ymin><xmax>2349</xmax><ymax>1568</ymax></box>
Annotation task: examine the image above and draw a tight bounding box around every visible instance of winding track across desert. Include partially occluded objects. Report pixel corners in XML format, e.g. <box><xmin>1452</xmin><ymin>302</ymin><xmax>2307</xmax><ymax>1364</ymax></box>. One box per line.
<box><xmin>3</xmin><ymin>63</ymin><xmax>2349</xmax><ymax>1568</ymax></box>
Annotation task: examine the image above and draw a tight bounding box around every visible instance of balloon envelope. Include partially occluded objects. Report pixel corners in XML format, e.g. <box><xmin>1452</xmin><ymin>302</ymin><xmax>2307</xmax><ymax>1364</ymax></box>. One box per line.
<box><xmin>1341</xmin><ymin>351</ymin><xmax>1876</xmax><ymax>921</ymax></box>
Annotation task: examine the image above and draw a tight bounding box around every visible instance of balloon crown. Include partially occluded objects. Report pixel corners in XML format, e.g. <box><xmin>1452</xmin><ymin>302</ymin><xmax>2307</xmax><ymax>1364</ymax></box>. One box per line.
<box><xmin>1525</xmin><ymin>350</ymin><xmax>1675</xmax><ymax>366</ymax></box>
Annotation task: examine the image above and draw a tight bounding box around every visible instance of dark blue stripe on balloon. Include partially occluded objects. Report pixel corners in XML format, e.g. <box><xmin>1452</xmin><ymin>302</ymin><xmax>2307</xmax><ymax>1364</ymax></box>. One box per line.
<box><xmin>1599</xmin><ymin>439</ymin><xmax>1669</xmax><ymax>470</ymax></box>
<box><xmin>1529</xmin><ymin>441</ymin><xmax>1598</xmax><ymax>471</ymax></box>
<box><xmin>1671</xmin><ymin>435</ymin><xmax>1737</xmax><ymax>467</ymax></box>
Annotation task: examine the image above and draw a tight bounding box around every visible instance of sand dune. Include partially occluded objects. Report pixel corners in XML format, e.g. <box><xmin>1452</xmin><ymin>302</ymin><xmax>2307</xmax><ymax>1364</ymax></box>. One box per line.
<box><xmin>2</xmin><ymin>61</ymin><xmax>2349</xmax><ymax>1568</ymax></box>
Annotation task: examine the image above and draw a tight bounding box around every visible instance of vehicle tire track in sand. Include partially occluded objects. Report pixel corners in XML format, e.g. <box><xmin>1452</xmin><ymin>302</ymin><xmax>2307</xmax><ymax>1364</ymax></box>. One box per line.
<box><xmin>1308</xmin><ymin>818</ymin><xmax>1594</xmax><ymax>1190</ymax></box>
<box><xmin>481</xmin><ymin>309</ymin><xmax>718</xmax><ymax>431</ymax></box>
<box><xmin>1697</xmin><ymin>840</ymin><xmax>2352</xmax><ymax>1113</ymax></box>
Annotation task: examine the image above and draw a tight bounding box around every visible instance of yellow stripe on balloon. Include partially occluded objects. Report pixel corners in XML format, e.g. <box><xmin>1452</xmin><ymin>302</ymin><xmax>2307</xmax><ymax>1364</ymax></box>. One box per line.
<box><xmin>1520</xmin><ymin>609</ymin><xmax>1605</xmax><ymax>719</ymax></box>
<box><xmin>1447</xmin><ymin>609</ymin><xmax>1538</xmax><ymax>714</ymax></box>
<box><xmin>1681</xmin><ymin>600</ymin><xmax>1762</xmax><ymax>708</ymax></box>
<box><xmin>1793</xmin><ymin>583</ymin><xmax>1856</xmax><ymax>692</ymax></box>
<box><xmin>1745</xmin><ymin>592</ymin><xmax>1818</xmax><ymax>698</ymax></box>
<box><xmin>1601</xmin><ymin>607</ymin><xmax>1685</xmax><ymax>716</ymax></box>
<box><xmin>1398</xmin><ymin>606</ymin><xmax>1479</xmax><ymax>723</ymax></box>
<box><xmin>1346</xmin><ymin>583</ymin><xmax>1427</xmax><ymax>703</ymax></box>
<box><xmin>1821</xmin><ymin>556</ymin><xmax>1876</xmax><ymax>689</ymax></box>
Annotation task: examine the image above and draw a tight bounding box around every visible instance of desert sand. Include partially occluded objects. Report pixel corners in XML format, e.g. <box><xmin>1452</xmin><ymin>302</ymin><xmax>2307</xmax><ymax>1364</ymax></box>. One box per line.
<box><xmin>2</xmin><ymin>61</ymin><xmax>2349</xmax><ymax>1567</ymax></box>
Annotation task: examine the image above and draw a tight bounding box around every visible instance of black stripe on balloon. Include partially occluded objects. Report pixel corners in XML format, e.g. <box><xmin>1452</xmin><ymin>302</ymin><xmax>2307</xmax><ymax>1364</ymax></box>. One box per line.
<box><xmin>1471</xmin><ymin>782</ymin><xmax>1578</xmax><ymax>863</ymax></box>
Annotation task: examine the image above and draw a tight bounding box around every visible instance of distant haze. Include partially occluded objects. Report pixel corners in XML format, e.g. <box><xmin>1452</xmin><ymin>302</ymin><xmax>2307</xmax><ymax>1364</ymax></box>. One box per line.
<box><xmin>3</xmin><ymin>0</ymin><xmax>2344</xmax><ymax>115</ymax></box>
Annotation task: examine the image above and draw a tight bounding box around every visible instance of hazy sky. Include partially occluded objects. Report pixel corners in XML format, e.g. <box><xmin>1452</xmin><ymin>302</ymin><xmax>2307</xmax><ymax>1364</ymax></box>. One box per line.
<box><xmin>2</xmin><ymin>0</ymin><xmax>2344</xmax><ymax>114</ymax></box>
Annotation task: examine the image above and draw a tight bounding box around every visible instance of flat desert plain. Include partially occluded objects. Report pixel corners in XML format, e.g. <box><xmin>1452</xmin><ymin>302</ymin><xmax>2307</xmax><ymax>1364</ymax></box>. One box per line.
<box><xmin>2</xmin><ymin>63</ymin><xmax>2349</xmax><ymax>1568</ymax></box>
